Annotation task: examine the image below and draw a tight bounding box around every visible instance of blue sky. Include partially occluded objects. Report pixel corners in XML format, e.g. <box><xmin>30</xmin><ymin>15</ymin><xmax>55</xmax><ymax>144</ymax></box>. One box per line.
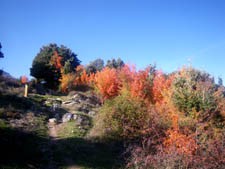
<box><xmin>1</xmin><ymin>0</ymin><xmax>225</xmax><ymax>82</ymax></box>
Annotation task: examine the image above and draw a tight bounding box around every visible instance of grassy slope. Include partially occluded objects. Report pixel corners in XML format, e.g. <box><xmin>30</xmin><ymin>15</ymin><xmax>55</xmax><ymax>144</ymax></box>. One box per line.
<box><xmin>0</xmin><ymin>77</ymin><xmax>124</xmax><ymax>169</ymax></box>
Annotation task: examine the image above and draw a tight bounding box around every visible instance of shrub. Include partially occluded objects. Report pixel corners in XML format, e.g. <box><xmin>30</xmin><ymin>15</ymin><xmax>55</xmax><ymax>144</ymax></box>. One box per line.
<box><xmin>96</xmin><ymin>93</ymin><xmax>149</xmax><ymax>140</ymax></box>
<box><xmin>60</xmin><ymin>73</ymin><xmax>76</xmax><ymax>93</ymax></box>
<box><xmin>172</xmin><ymin>67</ymin><xmax>216</xmax><ymax>118</ymax></box>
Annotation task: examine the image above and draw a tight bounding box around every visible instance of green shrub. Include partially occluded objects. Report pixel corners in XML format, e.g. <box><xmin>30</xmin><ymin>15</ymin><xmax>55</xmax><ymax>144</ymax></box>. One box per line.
<box><xmin>97</xmin><ymin>93</ymin><xmax>149</xmax><ymax>140</ymax></box>
<box><xmin>172</xmin><ymin>67</ymin><xmax>216</xmax><ymax>118</ymax></box>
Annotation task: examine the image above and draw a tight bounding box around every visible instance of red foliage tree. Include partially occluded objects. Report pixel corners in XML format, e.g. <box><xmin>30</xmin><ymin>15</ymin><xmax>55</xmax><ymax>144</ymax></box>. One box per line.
<box><xmin>94</xmin><ymin>67</ymin><xmax>121</xmax><ymax>101</ymax></box>
<box><xmin>129</xmin><ymin>67</ymin><xmax>154</xmax><ymax>103</ymax></box>
<box><xmin>153</xmin><ymin>71</ymin><xmax>174</xmax><ymax>103</ymax></box>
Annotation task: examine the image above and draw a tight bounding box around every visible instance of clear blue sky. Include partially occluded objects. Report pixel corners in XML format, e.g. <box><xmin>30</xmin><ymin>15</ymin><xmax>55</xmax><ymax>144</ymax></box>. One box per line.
<box><xmin>1</xmin><ymin>0</ymin><xmax>225</xmax><ymax>82</ymax></box>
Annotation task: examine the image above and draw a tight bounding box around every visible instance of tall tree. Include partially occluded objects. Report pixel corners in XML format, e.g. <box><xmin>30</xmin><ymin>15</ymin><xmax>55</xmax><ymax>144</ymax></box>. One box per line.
<box><xmin>0</xmin><ymin>43</ymin><xmax>4</xmax><ymax>58</ymax></box>
<box><xmin>106</xmin><ymin>58</ymin><xmax>124</xmax><ymax>69</ymax></box>
<box><xmin>85</xmin><ymin>58</ymin><xmax>104</xmax><ymax>73</ymax></box>
<box><xmin>30</xmin><ymin>43</ymin><xmax>80</xmax><ymax>90</ymax></box>
<box><xmin>218</xmin><ymin>77</ymin><xmax>223</xmax><ymax>86</ymax></box>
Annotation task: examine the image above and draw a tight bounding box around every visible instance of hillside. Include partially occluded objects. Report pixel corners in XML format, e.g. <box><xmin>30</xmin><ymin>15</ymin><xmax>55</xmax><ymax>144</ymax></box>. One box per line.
<box><xmin>0</xmin><ymin>74</ymin><xmax>124</xmax><ymax>169</ymax></box>
<box><xmin>0</xmin><ymin>65</ymin><xmax>225</xmax><ymax>169</ymax></box>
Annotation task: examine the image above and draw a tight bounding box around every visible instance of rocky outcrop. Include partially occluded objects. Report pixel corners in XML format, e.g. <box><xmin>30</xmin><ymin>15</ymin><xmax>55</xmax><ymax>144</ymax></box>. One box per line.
<box><xmin>62</xmin><ymin>113</ymin><xmax>73</xmax><ymax>123</ymax></box>
<box><xmin>45</xmin><ymin>98</ymin><xmax>62</xmax><ymax>112</ymax></box>
<box><xmin>62</xmin><ymin>92</ymin><xmax>101</xmax><ymax>115</ymax></box>
<box><xmin>9</xmin><ymin>112</ymin><xmax>46</xmax><ymax>132</ymax></box>
<box><xmin>47</xmin><ymin>92</ymin><xmax>100</xmax><ymax>133</ymax></box>
<box><xmin>61</xmin><ymin>112</ymin><xmax>91</xmax><ymax>129</ymax></box>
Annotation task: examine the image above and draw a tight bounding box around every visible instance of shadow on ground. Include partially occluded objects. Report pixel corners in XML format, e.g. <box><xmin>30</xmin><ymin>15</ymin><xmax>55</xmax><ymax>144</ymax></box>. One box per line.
<box><xmin>0</xmin><ymin>126</ymin><xmax>125</xmax><ymax>169</ymax></box>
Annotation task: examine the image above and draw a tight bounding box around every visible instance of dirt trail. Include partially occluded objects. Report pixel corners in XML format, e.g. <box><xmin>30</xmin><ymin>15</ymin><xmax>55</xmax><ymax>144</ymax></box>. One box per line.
<box><xmin>46</xmin><ymin>122</ymin><xmax>59</xmax><ymax>169</ymax></box>
<box><xmin>47</xmin><ymin>122</ymin><xmax>82</xmax><ymax>169</ymax></box>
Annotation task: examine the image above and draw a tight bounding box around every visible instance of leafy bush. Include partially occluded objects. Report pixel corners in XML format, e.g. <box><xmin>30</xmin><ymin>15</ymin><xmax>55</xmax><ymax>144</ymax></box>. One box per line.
<box><xmin>172</xmin><ymin>67</ymin><xmax>216</xmax><ymax>118</ymax></box>
<box><xmin>95</xmin><ymin>94</ymin><xmax>149</xmax><ymax>140</ymax></box>
<box><xmin>60</xmin><ymin>73</ymin><xmax>76</xmax><ymax>93</ymax></box>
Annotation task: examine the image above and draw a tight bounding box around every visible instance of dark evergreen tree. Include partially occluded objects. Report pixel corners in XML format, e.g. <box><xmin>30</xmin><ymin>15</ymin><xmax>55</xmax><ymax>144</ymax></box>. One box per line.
<box><xmin>218</xmin><ymin>77</ymin><xmax>223</xmax><ymax>86</ymax></box>
<box><xmin>106</xmin><ymin>58</ymin><xmax>124</xmax><ymax>69</ymax></box>
<box><xmin>30</xmin><ymin>43</ymin><xmax>80</xmax><ymax>90</ymax></box>
<box><xmin>0</xmin><ymin>43</ymin><xmax>4</xmax><ymax>58</ymax></box>
<box><xmin>86</xmin><ymin>58</ymin><xmax>104</xmax><ymax>73</ymax></box>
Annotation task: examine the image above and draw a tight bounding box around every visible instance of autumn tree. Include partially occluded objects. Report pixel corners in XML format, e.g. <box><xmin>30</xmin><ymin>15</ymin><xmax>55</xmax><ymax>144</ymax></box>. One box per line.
<box><xmin>94</xmin><ymin>67</ymin><xmax>121</xmax><ymax>100</ymax></box>
<box><xmin>153</xmin><ymin>71</ymin><xmax>174</xmax><ymax>103</ymax></box>
<box><xmin>30</xmin><ymin>43</ymin><xmax>80</xmax><ymax>90</ymax></box>
<box><xmin>129</xmin><ymin>66</ymin><xmax>156</xmax><ymax>103</ymax></box>
<box><xmin>60</xmin><ymin>73</ymin><xmax>76</xmax><ymax>93</ymax></box>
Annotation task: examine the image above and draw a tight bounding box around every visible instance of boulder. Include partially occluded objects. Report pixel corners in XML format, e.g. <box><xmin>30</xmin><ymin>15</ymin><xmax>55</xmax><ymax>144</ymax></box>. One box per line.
<box><xmin>88</xmin><ymin>111</ymin><xmax>96</xmax><ymax>116</ymax></box>
<box><xmin>74</xmin><ymin>114</ymin><xmax>90</xmax><ymax>126</ymax></box>
<box><xmin>73</xmin><ymin>114</ymin><xmax>78</xmax><ymax>120</ymax></box>
<box><xmin>54</xmin><ymin>113</ymin><xmax>60</xmax><ymax>120</ymax></box>
<box><xmin>62</xmin><ymin>100</ymin><xmax>73</xmax><ymax>105</ymax></box>
<box><xmin>76</xmin><ymin>116</ymin><xmax>83</xmax><ymax>125</ymax></box>
<box><xmin>45</xmin><ymin>98</ymin><xmax>62</xmax><ymax>112</ymax></box>
<box><xmin>85</xmin><ymin>96</ymin><xmax>101</xmax><ymax>106</ymax></box>
<box><xmin>62</xmin><ymin>113</ymin><xmax>73</xmax><ymax>123</ymax></box>
<box><xmin>49</xmin><ymin>118</ymin><xmax>57</xmax><ymax>123</ymax></box>
<box><xmin>78</xmin><ymin>104</ymin><xmax>90</xmax><ymax>113</ymax></box>
<box><xmin>72</xmin><ymin>93</ymin><xmax>87</xmax><ymax>103</ymax></box>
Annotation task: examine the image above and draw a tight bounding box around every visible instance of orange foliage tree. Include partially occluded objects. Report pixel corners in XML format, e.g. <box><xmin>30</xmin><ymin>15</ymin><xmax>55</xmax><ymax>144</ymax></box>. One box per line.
<box><xmin>129</xmin><ymin>67</ymin><xmax>154</xmax><ymax>103</ymax></box>
<box><xmin>94</xmin><ymin>67</ymin><xmax>121</xmax><ymax>101</ymax></box>
<box><xmin>60</xmin><ymin>73</ymin><xmax>76</xmax><ymax>93</ymax></box>
<box><xmin>153</xmin><ymin>71</ymin><xmax>174</xmax><ymax>103</ymax></box>
<box><xmin>73</xmin><ymin>65</ymin><xmax>95</xmax><ymax>86</ymax></box>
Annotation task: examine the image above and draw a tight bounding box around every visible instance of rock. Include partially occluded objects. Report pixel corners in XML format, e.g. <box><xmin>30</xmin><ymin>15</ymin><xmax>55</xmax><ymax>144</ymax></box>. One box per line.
<box><xmin>49</xmin><ymin>118</ymin><xmax>57</xmax><ymax>123</ymax></box>
<box><xmin>45</xmin><ymin>98</ymin><xmax>62</xmax><ymax>105</ymax></box>
<box><xmin>88</xmin><ymin>111</ymin><xmax>96</xmax><ymax>116</ymax></box>
<box><xmin>72</xmin><ymin>93</ymin><xmax>87</xmax><ymax>103</ymax></box>
<box><xmin>95</xmin><ymin>103</ymin><xmax>100</xmax><ymax>107</ymax></box>
<box><xmin>56</xmin><ymin>98</ymin><xmax>62</xmax><ymax>102</ymax></box>
<box><xmin>76</xmin><ymin>116</ymin><xmax>83</xmax><ymax>125</ymax></box>
<box><xmin>73</xmin><ymin>114</ymin><xmax>78</xmax><ymax>120</ymax></box>
<box><xmin>78</xmin><ymin>104</ymin><xmax>93</xmax><ymax>113</ymax></box>
<box><xmin>62</xmin><ymin>100</ymin><xmax>73</xmax><ymax>105</ymax></box>
<box><xmin>74</xmin><ymin>114</ymin><xmax>90</xmax><ymax>126</ymax></box>
<box><xmin>68</xmin><ymin>91</ymin><xmax>77</xmax><ymax>96</ymax></box>
<box><xmin>85</xmin><ymin>96</ymin><xmax>100</xmax><ymax>106</ymax></box>
<box><xmin>62</xmin><ymin>113</ymin><xmax>73</xmax><ymax>123</ymax></box>
<box><xmin>54</xmin><ymin>113</ymin><xmax>60</xmax><ymax>120</ymax></box>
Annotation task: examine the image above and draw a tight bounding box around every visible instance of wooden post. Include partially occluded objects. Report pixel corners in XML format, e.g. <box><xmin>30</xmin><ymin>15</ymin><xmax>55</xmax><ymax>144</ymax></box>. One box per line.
<box><xmin>21</xmin><ymin>76</ymin><xmax>28</xmax><ymax>97</ymax></box>
<box><xmin>24</xmin><ymin>84</ymin><xmax>28</xmax><ymax>97</ymax></box>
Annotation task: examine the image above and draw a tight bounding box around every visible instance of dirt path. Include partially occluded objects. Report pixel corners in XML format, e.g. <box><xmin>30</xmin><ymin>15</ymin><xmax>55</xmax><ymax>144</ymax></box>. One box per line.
<box><xmin>47</xmin><ymin>121</ymin><xmax>82</xmax><ymax>169</ymax></box>
<box><xmin>46</xmin><ymin>122</ymin><xmax>59</xmax><ymax>169</ymax></box>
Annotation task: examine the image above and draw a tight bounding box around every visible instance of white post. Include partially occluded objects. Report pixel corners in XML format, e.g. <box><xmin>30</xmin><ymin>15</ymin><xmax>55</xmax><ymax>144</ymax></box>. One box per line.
<box><xmin>24</xmin><ymin>84</ymin><xmax>28</xmax><ymax>97</ymax></box>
